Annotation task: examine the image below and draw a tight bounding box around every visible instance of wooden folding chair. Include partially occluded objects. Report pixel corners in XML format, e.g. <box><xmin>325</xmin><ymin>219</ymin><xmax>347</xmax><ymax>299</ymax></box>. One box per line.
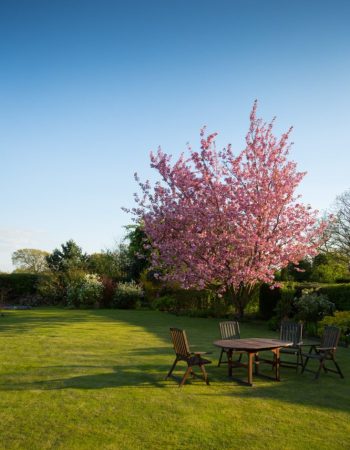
<box><xmin>217</xmin><ymin>321</ymin><xmax>244</xmax><ymax>367</ymax></box>
<box><xmin>301</xmin><ymin>326</ymin><xmax>344</xmax><ymax>379</ymax></box>
<box><xmin>166</xmin><ymin>328</ymin><xmax>211</xmax><ymax>387</ymax></box>
<box><xmin>279</xmin><ymin>321</ymin><xmax>304</xmax><ymax>372</ymax></box>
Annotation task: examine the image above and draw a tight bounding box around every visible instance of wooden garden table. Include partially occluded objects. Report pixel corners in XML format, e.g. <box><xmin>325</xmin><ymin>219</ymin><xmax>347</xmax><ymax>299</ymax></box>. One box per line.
<box><xmin>213</xmin><ymin>338</ymin><xmax>293</xmax><ymax>386</ymax></box>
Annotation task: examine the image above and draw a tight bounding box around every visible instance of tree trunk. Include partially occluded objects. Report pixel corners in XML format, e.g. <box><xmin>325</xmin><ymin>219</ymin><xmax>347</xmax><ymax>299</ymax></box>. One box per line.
<box><xmin>231</xmin><ymin>283</ymin><xmax>259</xmax><ymax>319</ymax></box>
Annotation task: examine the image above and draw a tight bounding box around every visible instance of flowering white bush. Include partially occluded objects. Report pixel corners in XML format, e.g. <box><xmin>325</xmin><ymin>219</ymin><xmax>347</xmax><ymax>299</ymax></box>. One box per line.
<box><xmin>112</xmin><ymin>281</ymin><xmax>143</xmax><ymax>309</ymax></box>
<box><xmin>67</xmin><ymin>273</ymin><xmax>103</xmax><ymax>308</ymax></box>
<box><xmin>295</xmin><ymin>289</ymin><xmax>335</xmax><ymax>323</ymax></box>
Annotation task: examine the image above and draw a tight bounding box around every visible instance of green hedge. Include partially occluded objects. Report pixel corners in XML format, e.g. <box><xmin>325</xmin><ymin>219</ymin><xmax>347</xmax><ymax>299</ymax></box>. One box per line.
<box><xmin>259</xmin><ymin>284</ymin><xmax>281</xmax><ymax>319</ymax></box>
<box><xmin>259</xmin><ymin>283</ymin><xmax>298</xmax><ymax>321</ymax></box>
<box><xmin>318</xmin><ymin>284</ymin><xmax>350</xmax><ymax>311</ymax></box>
<box><xmin>0</xmin><ymin>273</ymin><xmax>49</xmax><ymax>305</ymax></box>
<box><xmin>0</xmin><ymin>273</ymin><xmax>40</xmax><ymax>296</ymax></box>
<box><xmin>112</xmin><ymin>282</ymin><xmax>143</xmax><ymax>309</ymax></box>
<box><xmin>319</xmin><ymin>311</ymin><xmax>350</xmax><ymax>346</ymax></box>
<box><xmin>141</xmin><ymin>271</ymin><xmax>238</xmax><ymax>317</ymax></box>
<box><xmin>259</xmin><ymin>282</ymin><xmax>350</xmax><ymax>323</ymax></box>
<box><xmin>147</xmin><ymin>286</ymin><xmax>235</xmax><ymax>318</ymax></box>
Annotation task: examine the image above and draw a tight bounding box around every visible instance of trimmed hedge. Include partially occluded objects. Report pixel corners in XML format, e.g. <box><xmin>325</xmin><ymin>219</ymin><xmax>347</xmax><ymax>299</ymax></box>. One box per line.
<box><xmin>166</xmin><ymin>287</ymin><xmax>241</xmax><ymax>317</ymax></box>
<box><xmin>0</xmin><ymin>273</ymin><xmax>43</xmax><ymax>299</ymax></box>
<box><xmin>141</xmin><ymin>270</ymin><xmax>244</xmax><ymax>317</ymax></box>
<box><xmin>318</xmin><ymin>284</ymin><xmax>350</xmax><ymax>311</ymax></box>
<box><xmin>319</xmin><ymin>311</ymin><xmax>350</xmax><ymax>346</ymax></box>
<box><xmin>259</xmin><ymin>282</ymin><xmax>350</xmax><ymax>323</ymax></box>
<box><xmin>0</xmin><ymin>273</ymin><xmax>50</xmax><ymax>306</ymax></box>
<box><xmin>259</xmin><ymin>284</ymin><xmax>281</xmax><ymax>319</ymax></box>
<box><xmin>143</xmin><ymin>281</ymin><xmax>237</xmax><ymax>317</ymax></box>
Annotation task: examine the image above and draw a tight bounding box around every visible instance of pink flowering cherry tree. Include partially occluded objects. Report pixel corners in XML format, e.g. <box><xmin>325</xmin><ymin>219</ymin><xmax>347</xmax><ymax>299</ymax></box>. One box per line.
<box><xmin>128</xmin><ymin>102</ymin><xmax>327</xmax><ymax>317</ymax></box>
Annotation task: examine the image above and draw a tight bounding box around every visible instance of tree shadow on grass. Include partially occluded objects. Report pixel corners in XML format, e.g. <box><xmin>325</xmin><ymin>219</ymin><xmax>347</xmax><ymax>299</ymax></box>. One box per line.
<box><xmin>1</xmin><ymin>360</ymin><xmax>349</xmax><ymax>415</ymax></box>
<box><xmin>1</xmin><ymin>308</ymin><xmax>349</xmax><ymax>414</ymax></box>
<box><xmin>1</xmin><ymin>362</ymin><xmax>349</xmax><ymax>418</ymax></box>
<box><xmin>196</xmin><ymin>361</ymin><xmax>350</xmax><ymax>414</ymax></box>
<box><xmin>0</xmin><ymin>308</ymin><xmax>266</xmax><ymax>349</ymax></box>
<box><xmin>0</xmin><ymin>309</ymin><xmax>102</xmax><ymax>335</ymax></box>
<box><xmin>0</xmin><ymin>362</ymin><xmax>214</xmax><ymax>391</ymax></box>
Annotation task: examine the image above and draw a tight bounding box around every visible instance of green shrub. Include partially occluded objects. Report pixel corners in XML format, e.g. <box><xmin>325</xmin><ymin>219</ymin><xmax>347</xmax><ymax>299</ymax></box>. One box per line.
<box><xmin>294</xmin><ymin>290</ymin><xmax>335</xmax><ymax>335</ymax></box>
<box><xmin>38</xmin><ymin>269</ymin><xmax>86</xmax><ymax>306</ymax></box>
<box><xmin>169</xmin><ymin>288</ymin><xmax>234</xmax><ymax>318</ymax></box>
<box><xmin>292</xmin><ymin>289</ymin><xmax>334</xmax><ymax>336</ymax></box>
<box><xmin>277</xmin><ymin>260</ymin><xmax>313</xmax><ymax>282</ymax></box>
<box><xmin>267</xmin><ymin>316</ymin><xmax>280</xmax><ymax>331</ymax></box>
<box><xmin>335</xmin><ymin>277</ymin><xmax>350</xmax><ymax>283</ymax></box>
<box><xmin>140</xmin><ymin>270</ymin><xmax>163</xmax><ymax>302</ymax></box>
<box><xmin>100</xmin><ymin>276</ymin><xmax>117</xmax><ymax>308</ymax></box>
<box><xmin>170</xmin><ymin>288</ymin><xmax>212</xmax><ymax>313</ymax></box>
<box><xmin>274</xmin><ymin>284</ymin><xmax>297</xmax><ymax>320</ymax></box>
<box><xmin>0</xmin><ymin>273</ymin><xmax>40</xmax><ymax>296</ymax></box>
<box><xmin>311</xmin><ymin>253</ymin><xmax>349</xmax><ymax>283</ymax></box>
<box><xmin>37</xmin><ymin>272</ymin><xmax>65</xmax><ymax>305</ymax></box>
<box><xmin>319</xmin><ymin>311</ymin><xmax>350</xmax><ymax>346</ymax></box>
<box><xmin>112</xmin><ymin>282</ymin><xmax>143</xmax><ymax>309</ymax></box>
<box><xmin>259</xmin><ymin>284</ymin><xmax>281</xmax><ymax>319</ymax></box>
<box><xmin>265</xmin><ymin>284</ymin><xmax>297</xmax><ymax>330</ymax></box>
<box><xmin>0</xmin><ymin>273</ymin><xmax>49</xmax><ymax>305</ymax></box>
<box><xmin>311</xmin><ymin>264</ymin><xmax>348</xmax><ymax>283</ymax></box>
<box><xmin>144</xmin><ymin>284</ymin><xmax>236</xmax><ymax>318</ymax></box>
<box><xmin>318</xmin><ymin>284</ymin><xmax>350</xmax><ymax>311</ymax></box>
<box><xmin>293</xmin><ymin>282</ymin><xmax>322</xmax><ymax>297</ymax></box>
<box><xmin>67</xmin><ymin>273</ymin><xmax>103</xmax><ymax>308</ymax></box>
<box><xmin>152</xmin><ymin>295</ymin><xmax>176</xmax><ymax>311</ymax></box>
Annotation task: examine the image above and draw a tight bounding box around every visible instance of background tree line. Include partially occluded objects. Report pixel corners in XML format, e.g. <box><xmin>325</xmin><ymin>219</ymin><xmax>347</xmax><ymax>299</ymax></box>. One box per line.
<box><xmin>1</xmin><ymin>226</ymin><xmax>148</xmax><ymax>309</ymax></box>
<box><xmin>2</xmin><ymin>189</ymin><xmax>350</xmax><ymax>319</ymax></box>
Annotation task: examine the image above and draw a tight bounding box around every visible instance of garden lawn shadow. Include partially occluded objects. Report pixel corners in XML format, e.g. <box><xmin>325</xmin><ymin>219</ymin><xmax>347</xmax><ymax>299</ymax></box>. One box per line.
<box><xmin>0</xmin><ymin>308</ymin><xmax>349</xmax><ymax>450</ymax></box>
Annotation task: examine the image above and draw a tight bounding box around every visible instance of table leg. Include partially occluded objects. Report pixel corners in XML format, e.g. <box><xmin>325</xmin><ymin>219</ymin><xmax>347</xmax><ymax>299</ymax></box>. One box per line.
<box><xmin>247</xmin><ymin>352</ymin><xmax>254</xmax><ymax>386</ymax></box>
<box><xmin>274</xmin><ymin>348</ymin><xmax>280</xmax><ymax>381</ymax></box>
<box><xmin>255</xmin><ymin>352</ymin><xmax>259</xmax><ymax>375</ymax></box>
<box><xmin>228</xmin><ymin>349</ymin><xmax>233</xmax><ymax>377</ymax></box>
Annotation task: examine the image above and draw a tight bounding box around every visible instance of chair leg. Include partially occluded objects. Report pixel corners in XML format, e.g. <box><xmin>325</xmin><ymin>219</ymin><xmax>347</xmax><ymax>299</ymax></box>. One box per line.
<box><xmin>296</xmin><ymin>352</ymin><xmax>300</xmax><ymax>373</ymax></box>
<box><xmin>315</xmin><ymin>359</ymin><xmax>325</xmax><ymax>380</ymax></box>
<box><xmin>301</xmin><ymin>356</ymin><xmax>309</xmax><ymax>374</ymax></box>
<box><xmin>179</xmin><ymin>366</ymin><xmax>192</xmax><ymax>387</ymax></box>
<box><xmin>218</xmin><ymin>349</ymin><xmax>224</xmax><ymax>367</ymax></box>
<box><xmin>199</xmin><ymin>364</ymin><xmax>210</xmax><ymax>385</ymax></box>
<box><xmin>166</xmin><ymin>357</ymin><xmax>178</xmax><ymax>380</ymax></box>
<box><xmin>332</xmin><ymin>358</ymin><xmax>344</xmax><ymax>379</ymax></box>
<box><xmin>299</xmin><ymin>351</ymin><xmax>303</xmax><ymax>371</ymax></box>
<box><xmin>272</xmin><ymin>352</ymin><xmax>277</xmax><ymax>371</ymax></box>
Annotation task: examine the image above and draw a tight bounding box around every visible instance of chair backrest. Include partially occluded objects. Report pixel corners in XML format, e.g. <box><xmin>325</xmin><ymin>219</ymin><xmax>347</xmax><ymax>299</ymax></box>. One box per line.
<box><xmin>280</xmin><ymin>321</ymin><xmax>303</xmax><ymax>346</ymax></box>
<box><xmin>219</xmin><ymin>321</ymin><xmax>240</xmax><ymax>340</ymax></box>
<box><xmin>321</xmin><ymin>326</ymin><xmax>341</xmax><ymax>350</ymax></box>
<box><xmin>170</xmin><ymin>328</ymin><xmax>191</xmax><ymax>358</ymax></box>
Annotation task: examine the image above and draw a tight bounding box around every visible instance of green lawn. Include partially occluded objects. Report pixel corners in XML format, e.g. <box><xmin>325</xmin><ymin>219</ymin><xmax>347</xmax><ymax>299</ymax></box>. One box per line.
<box><xmin>0</xmin><ymin>308</ymin><xmax>349</xmax><ymax>449</ymax></box>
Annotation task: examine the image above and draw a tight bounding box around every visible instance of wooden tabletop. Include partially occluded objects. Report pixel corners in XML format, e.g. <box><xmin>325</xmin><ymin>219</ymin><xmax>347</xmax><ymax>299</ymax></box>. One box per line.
<box><xmin>213</xmin><ymin>338</ymin><xmax>293</xmax><ymax>351</ymax></box>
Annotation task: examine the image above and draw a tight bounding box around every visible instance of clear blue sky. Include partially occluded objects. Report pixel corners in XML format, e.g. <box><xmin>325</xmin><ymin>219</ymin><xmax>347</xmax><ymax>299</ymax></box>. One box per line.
<box><xmin>1</xmin><ymin>0</ymin><xmax>350</xmax><ymax>271</ymax></box>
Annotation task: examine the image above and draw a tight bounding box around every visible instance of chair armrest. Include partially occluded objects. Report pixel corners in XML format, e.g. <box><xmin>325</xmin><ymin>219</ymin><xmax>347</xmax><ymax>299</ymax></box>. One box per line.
<box><xmin>300</xmin><ymin>341</ymin><xmax>320</xmax><ymax>347</ymax></box>
<box><xmin>282</xmin><ymin>342</ymin><xmax>303</xmax><ymax>350</ymax></box>
<box><xmin>316</xmin><ymin>347</ymin><xmax>336</xmax><ymax>352</ymax></box>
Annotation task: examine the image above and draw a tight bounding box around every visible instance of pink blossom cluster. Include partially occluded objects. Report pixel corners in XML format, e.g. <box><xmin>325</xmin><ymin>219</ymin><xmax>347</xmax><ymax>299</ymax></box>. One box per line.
<box><xmin>128</xmin><ymin>102</ymin><xmax>327</xmax><ymax>292</ymax></box>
